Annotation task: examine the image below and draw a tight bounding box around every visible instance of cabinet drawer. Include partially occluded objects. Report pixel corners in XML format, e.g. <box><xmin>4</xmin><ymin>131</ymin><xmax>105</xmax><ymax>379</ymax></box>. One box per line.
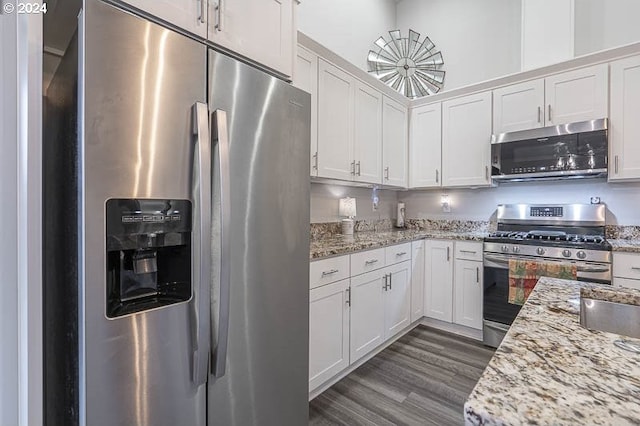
<box><xmin>351</xmin><ymin>248</ymin><xmax>386</xmax><ymax>276</ymax></box>
<box><xmin>613</xmin><ymin>253</ymin><xmax>640</xmax><ymax>280</ymax></box>
<box><xmin>310</xmin><ymin>255</ymin><xmax>350</xmax><ymax>289</ymax></box>
<box><xmin>455</xmin><ymin>241</ymin><xmax>483</xmax><ymax>262</ymax></box>
<box><xmin>385</xmin><ymin>242</ymin><xmax>412</xmax><ymax>265</ymax></box>
<box><xmin>614</xmin><ymin>277</ymin><xmax>640</xmax><ymax>290</ymax></box>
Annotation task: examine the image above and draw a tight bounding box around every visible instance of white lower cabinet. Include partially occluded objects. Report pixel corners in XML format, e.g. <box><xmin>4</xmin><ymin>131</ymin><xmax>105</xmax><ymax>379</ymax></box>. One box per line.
<box><xmin>349</xmin><ymin>269</ymin><xmax>386</xmax><ymax>363</ymax></box>
<box><xmin>384</xmin><ymin>261</ymin><xmax>412</xmax><ymax>337</ymax></box>
<box><xmin>454</xmin><ymin>259</ymin><xmax>483</xmax><ymax>329</ymax></box>
<box><xmin>350</xmin><ymin>261</ymin><xmax>411</xmax><ymax>363</ymax></box>
<box><xmin>309</xmin><ymin>279</ymin><xmax>350</xmax><ymax>392</ymax></box>
<box><xmin>613</xmin><ymin>252</ymin><xmax>640</xmax><ymax>289</ymax></box>
<box><xmin>424</xmin><ymin>240</ymin><xmax>454</xmax><ymax>322</ymax></box>
<box><xmin>410</xmin><ymin>240</ymin><xmax>425</xmax><ymax>321</ymax></box>
<box><xmin>424</xmin><ymin>240</ymin><xmax>483</xmax><ymax>330</ymax></box>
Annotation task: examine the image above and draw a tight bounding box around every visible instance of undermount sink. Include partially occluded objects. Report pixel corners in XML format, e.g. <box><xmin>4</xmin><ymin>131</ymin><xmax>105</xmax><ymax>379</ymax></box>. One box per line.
<box><xmin>580</xmin><ymin>297</ymin><xmax>640</xmax><ymax>339</ymax></box>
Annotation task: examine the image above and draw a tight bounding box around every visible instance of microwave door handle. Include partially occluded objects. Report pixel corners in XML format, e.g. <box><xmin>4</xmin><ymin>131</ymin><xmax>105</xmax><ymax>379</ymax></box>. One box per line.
<box><xmin>211</xmin><ymin>109</ymin><xmax>232</xmax><ymax>379</ymax></box>
<box><xmin>191</xmin><ymin>102</ymin><xmax>212</xmax><ymax>387</ymax></box>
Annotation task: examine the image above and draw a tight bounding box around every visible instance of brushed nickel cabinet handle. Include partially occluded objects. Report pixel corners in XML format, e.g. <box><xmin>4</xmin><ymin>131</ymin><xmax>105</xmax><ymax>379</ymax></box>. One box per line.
<box><xmin>383</xmin><ymin>274</ymin><xmax>388</xmax><ymax>291</ymax></box>
<box><xmin>215</xmin><ymin>0</ymin><xmax>224</xmax><ymax>31</ymax></box>
<box><xmin>388</xmin><ymin>273</ymin><xmax>392</xmax><ymax>290</ymax></box>
<box><xmin>356</xmin><ymin>161</ymin><xmax>361</xmax><ymax>176</ymax></box>
<box><xmin>351</xmin><ymin>161</ymin><xmax>356</xmax><ymax>175</ymax></box>
<box><xmin>312</xmin><ymin>152</ymin><xmax>318</xmax><ymax>170</ymax></box>
<box><xmin>446</xmin><ymin>247</ymin><xmax>450</xmax><ymax>261</ymax></box>
<box><xmin>476</xmin><ymin>267</ymin><xmax>480</xmax><ymax>283</ymax></box>
<box><xmin>346</xmin><ymin>288</ymin><xmax>351</xmax><ymax>306</ymax></box>
<box><xmin>199</xmin><ymin>0</ymin><xmax>206</xmax><ymax>24</ymax></box>
<box><xmin>365</xmin><ymin>259</ymin><xmax>379</xmax><ymax>265</ymax></box>
<box><xmin>615</xmin><ymin>155</ymin><xmax>619</xmax><ymax>174</ymax></box>
<box><xmin>548</xmin><ymin>104</ymin><xmax>552</xmax><ymax>122</ymax></box>
<box><xmin>460</xmin><ymin>250</ymin><xmax>476</xmax><ymax>254</ymax></box>
<box><xmin>537</xmin><ymin>106</ymin><xmax>541</xmax><ymax>123</ymax></box>
<box><xmin>384</xmin><ymin>166</ymin><xmax>390</xmax><ymax>180</ymax></box>
<box><xmin>485</xmin><ymin>165</ymin><xmax>489</xmax><ymax>180</ymax></box>
<box><xmin>396</xmin><ymin>252</ymin><xmax>407</xmax><ymax>256</ymax></box>
<box><xmin>435</xmin><ymin>169</ymin><xmax>439</xmax><ymax>183</ymax></box>
<box><xmin>322</xmin><ymin>269</ymin><xmax>339</xmax><ymax>276</ymax></box>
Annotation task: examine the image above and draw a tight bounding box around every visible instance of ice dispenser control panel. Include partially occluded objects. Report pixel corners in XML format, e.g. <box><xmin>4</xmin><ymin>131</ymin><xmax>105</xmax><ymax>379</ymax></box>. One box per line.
<box><xmin>106</xmin><ymin>199</ymin><xmax>192</xmax><ymax>318</ymax></box>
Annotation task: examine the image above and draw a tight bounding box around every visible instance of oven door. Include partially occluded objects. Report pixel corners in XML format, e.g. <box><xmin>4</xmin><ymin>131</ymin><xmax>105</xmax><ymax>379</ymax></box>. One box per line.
<box><xmin>482</xmin><ymin>252</ymin><xmax>611</xmax><ymax>346</ymax></box>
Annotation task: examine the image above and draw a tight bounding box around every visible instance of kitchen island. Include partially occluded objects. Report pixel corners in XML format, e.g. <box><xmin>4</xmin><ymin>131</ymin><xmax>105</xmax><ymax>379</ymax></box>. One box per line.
<box><xmin>465</xmin><ymin>277</ymin><xmax>640</xmax><ymax>425</ymax></box>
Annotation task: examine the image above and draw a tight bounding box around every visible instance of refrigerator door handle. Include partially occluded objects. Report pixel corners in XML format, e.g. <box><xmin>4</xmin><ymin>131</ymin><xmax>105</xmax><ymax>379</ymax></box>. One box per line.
<box><xmin>192</xmin><ymin>102</ymin><xmax>212</xmax><ymax>387</ymax></box>
<box><xmin>211</xmin><ymin>109</ymin><xmax>232</xmax><ymax>379</ymax></box>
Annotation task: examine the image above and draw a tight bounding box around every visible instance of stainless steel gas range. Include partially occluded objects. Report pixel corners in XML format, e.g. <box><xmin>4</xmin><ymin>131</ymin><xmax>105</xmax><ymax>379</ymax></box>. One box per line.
<box><xmin>483</xmin><ymin>204</ymin><xmax>612</xmax><ymax>347</ymax></box>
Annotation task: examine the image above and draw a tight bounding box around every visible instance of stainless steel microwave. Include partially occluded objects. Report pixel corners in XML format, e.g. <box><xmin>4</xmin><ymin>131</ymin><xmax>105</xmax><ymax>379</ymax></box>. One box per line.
<box><xmin>491</xmin><ymin>118</ymin><xmax>608</xmax><ymax>182</ymax></box>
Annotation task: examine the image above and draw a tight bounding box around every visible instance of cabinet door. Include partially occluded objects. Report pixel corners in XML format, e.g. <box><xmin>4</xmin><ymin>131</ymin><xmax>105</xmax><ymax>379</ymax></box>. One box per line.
<box><xmin>544</xmin><ymin>64</ymin><xmax>608</xmax><ymax>126</ymax></box>
<box><xmin>294</xmin><ymin>46</ymin><xmax>319</xmax><ymax>177</ymax></box>
<box><xmin>442</xmin><ymin>92</ymin><xmax>492</xmax><ymax>187</ymax></box>
<box><xmin>353</xmin><ymin>81</ymin><xmax>383</xmax><ymax>184</ymax></box>
<box><xmin>409</xmin><ymin>103</ymin><xmax>442</xmax><ymax>188</ymax></box>
<box><xmin>492</xmin><ymin>79</ymin><xmax>544</xmax><ymax>134</ymax></box>
<box><xmin>350</xmin><ymin>270</ymin><xmax>385</xmax><ymax>363</ymax></box>
<box><xmin>454</xmin><ymin>260</ymin><xmax>483</xmax><ymax>330</ymax></box>
<box><xmin>317</xmin><ymin>59</ymin><xmax>355</xmax><ymax>180</ymax></box>
<box><xmin>384</xmin><ymin>261</ymin><xmax>412</xmax><ymax>338</ymax></box>
<box><xmin>309</xmin><ymin>279</ymin><xmax>350</xmax><ymax>391</ymax></box>
<box><xmin>208</xmin><ymin>0</ymin><xmax>294</xmax><ymax>77</ymax></box>
<box><xmin>382</xmin><ymin>97</ymin><xmax>408</xmax><ymax>188</ymax></box>
<box><xmin>424</xmin><ymin>240</ymin><xmax>454</xmax><ymax>322</ymax></box>
<box><xmin>121</xmin><ymin>0</ymin><xmax>207</xmax><ymax>38</ymax></box>
<box><xmin>610</xmin><ymin>55</ymin><xmax>640</xmax><ymax>181</ymax></box>
<box><xmin>410</xmin><ymin>240</ymin><xmax>425</xmax><ymax>322</ymax></box>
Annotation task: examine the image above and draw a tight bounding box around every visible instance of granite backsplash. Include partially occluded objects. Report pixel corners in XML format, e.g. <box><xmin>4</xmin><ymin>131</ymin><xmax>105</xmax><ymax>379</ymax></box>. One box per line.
<box><xmin>311</xmin><ymin>219</ymin><xmax>494</xmax><ymax>239</ymax></box>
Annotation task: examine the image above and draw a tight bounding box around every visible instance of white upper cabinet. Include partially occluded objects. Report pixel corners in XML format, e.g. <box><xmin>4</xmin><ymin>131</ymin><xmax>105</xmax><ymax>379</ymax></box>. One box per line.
<box><xmin>493</xmin><ymin>79</ymin><xmax>545</xmax><ymax>134</ymax></box>
<box><xmin>120</xmin><ymin>0</ymin><xmax>208</xmax><ymax>38</ymax></box>
<box><xmin>382</xmin><ymin>96</ymin><xmax>408</xmax><ymax>188</ymax></box>
<box><xmin>293</xmin><ymin>46</ymin><xmax>318</xmax><ymax>177</ymax></box>
<box><xmin>442</xmin><ymin>92</ymin><xmax>492</xmax><ymax>187</ymax></box>
<box><xmin>208</xmin><ymin>0</ymin><xmax>295</xmax><ymax>77</ymax></box>
<box><xmin>544</xmin><ymin>64</ymin><xmax>608</xmax><ymax>125</ymax></box>
<box><xmin>354</xmin><ymin>82</ymin><xmax>383</xmax><ymax>184</ymax></box>
<box><xmin>317</xmin><ymin>59</ymin><xmax>355</xmax><ymax>181</ymax></box>
<box><xmin>493</xmin><ymin>64</ymin><xmax>609</xmax><ymax>134</ymax></box>
<box><xmin>409</xmin><ymin>103</ymin><xmax>442</xmax><ymax>188</ymax></box>
<box><xmin>610</xmin><ymin>55</ymin><xmax>640</xmax><ymax>181</ymax></box>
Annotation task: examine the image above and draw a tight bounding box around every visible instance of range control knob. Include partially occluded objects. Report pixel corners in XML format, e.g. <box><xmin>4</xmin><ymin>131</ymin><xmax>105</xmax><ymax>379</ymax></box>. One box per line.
<box><xmin>577</xmin><ymin>251</ymin><xmax>587</xmax><ymax>260</ymax></box>
<box><xmin>501</xmin><ymin>245</ymin><xmax>509</xmax><ymax>252</ymax></box>
<box><xmin>536</xmin><ymin>247</ymin><xmax>546</xmax><ymax>255</ymax></box>
<box><xmin>562</xmin><ymin>249</ymin><xmax>572</xmax><ymax>257</ymax></box>
<box><xmin>512</xmin><ymin>246</ymin><xmax>520</xmax><ymax>253</ymax></box>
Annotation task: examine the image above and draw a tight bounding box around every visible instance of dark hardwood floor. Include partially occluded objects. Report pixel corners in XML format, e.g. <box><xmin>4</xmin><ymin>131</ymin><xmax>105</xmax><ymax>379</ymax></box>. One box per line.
<box><xmin>309</xmin><ymin>325</ymin><xmax>495</xmax><ymax>426</ymax></box>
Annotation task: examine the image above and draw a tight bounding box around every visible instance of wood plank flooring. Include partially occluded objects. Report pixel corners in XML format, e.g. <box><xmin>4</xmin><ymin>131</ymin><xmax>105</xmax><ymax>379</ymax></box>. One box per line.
<box><xmin>309</xmin><ymin>325</ymin><xmax>495</xmax><ymax>426</ymax></box>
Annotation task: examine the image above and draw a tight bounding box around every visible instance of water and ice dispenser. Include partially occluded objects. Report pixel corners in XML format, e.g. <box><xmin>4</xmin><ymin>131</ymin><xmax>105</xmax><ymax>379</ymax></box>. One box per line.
<box><xmin>106</xmin><ymin>199</ymin><xmax>192</xmax><ymax>318</ymax></box>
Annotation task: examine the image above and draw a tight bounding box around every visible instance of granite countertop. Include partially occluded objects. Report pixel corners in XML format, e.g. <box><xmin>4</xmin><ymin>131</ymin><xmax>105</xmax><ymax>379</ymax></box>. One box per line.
<box><xmin>310</xmin><ymin>229</ymin><xmax>488</xmax><ymax>260</ymax></box>
<box><xmin>609</xmin><ymin>239</ymin><xmax>640</xmax><ymax>253</ymax></box>
<box><xmin>464</xmin><ymin>277</ymin><xmax>640</xmax><ymax>425</ymax></box>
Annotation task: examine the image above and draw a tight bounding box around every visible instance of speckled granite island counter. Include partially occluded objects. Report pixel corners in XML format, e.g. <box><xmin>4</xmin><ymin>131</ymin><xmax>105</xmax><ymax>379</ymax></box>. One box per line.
<box><xmin>464</xmin><ymin>277</ymin><xmax>640</xmax><ymax>425</ymax></box>
<box><xmin>310</xmin><ymin>228</ymin><xmax>488</xmax><ymax>260</ymax></box>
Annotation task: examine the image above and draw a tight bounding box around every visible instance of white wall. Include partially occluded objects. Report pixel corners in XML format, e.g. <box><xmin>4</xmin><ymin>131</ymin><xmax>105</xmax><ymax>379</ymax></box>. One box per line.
<box><xmin>396</xmin><ymin>0</ymin><xmax>522</xmax><ymax>90</ymax></box>
<box><xmin>297</xmin><ymin>0</ymin><xmax>397</xmax><ymax>71</ymax></box>
<box><xmin>401</xmin><ymin>180</ymin><xmax>640</xmax><ymax>225</ymax></box>
<box><xmin>311</xmin><ymin>183</ymin><xmax>399</xmax><ymax>223</ymax></box>
<box><xmin>575</xmin><ymin>0</ymin><xmax>640</xmax><ymax>56</ymax></box>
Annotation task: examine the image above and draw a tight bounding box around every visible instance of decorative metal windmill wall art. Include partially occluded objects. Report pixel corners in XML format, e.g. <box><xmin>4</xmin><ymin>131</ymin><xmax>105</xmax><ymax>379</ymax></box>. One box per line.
<box><xmin>367</xmin><ymin>29</ymin><xmax>445</xmax><ymax>99</ymax></box>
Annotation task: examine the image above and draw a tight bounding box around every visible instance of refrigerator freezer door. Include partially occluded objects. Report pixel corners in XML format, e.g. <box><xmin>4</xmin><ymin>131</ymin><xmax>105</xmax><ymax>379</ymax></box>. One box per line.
<box><xmin>81</xmin><ymin>1</ymin><xmax>207</xmax><ymax>425</ymax></box>
<box><xmin>207</xmin><ymin>50</ymin><xmax>311</xmax><ymax>425</ymax></box>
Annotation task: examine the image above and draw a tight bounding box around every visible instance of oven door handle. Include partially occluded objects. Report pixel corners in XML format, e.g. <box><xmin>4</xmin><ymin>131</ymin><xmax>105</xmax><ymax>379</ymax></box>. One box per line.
<box><xmin>483</xmin><ymin>254</ymin><xmax>610</xmax><ymax>273</ymax></box>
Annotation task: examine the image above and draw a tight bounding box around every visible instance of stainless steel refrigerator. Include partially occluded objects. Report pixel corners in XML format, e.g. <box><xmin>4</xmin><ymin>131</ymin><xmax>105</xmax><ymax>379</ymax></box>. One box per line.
<box><xmin>43</xmin><ymin>1</ymin><xmax>310</xmax><ymax>425</ymax></box>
